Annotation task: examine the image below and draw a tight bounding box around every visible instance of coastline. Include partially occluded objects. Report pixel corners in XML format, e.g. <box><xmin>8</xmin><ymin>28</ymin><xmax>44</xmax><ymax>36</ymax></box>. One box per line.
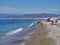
<box><xmin>0</xmin><ymin>21</ymin><xmax>37</xmax><ymax>45</ymax></box>
<box><xmin>1</xmin><ymin>20</ymin><xmax>60</xmax><ymax>45</ymax></box>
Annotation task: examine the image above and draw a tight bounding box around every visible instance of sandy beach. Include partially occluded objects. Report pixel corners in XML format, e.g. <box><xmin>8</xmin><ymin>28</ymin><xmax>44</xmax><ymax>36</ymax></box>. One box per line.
<box><xmin>26</xmin><ymin>20</ymin><xmax>60</xmax><ymax>45</ymax></box>
<box><xmin>1</xmin><ymin>20</ymin><xmax>60</xmax><ymax>45</ymax></box>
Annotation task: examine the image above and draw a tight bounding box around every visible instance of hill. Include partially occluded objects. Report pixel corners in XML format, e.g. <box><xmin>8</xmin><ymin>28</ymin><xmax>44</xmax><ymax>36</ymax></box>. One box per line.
<box><xmin>0</xmin><ymin>13</ymin><xmax>60</xmax><ymax>18</ymax></box>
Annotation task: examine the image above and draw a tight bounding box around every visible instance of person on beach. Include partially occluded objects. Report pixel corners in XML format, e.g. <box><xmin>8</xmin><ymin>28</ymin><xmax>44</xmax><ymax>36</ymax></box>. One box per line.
<box><xmin>48</xmin><ymin>17</ymin><xmax>58</xmax><ymax>25</ymax></box>
<box><xmin>47</xmin><ymin>17</ymin><xmax>58</xmax><ymax>25</ymax></box>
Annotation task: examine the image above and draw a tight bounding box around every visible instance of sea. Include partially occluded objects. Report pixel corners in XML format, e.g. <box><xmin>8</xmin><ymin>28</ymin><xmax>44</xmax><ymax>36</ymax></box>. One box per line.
<box><xmin>0</xmin><ymin>19</ymin><xmax>37</xmax><ymax>45</ymax></box>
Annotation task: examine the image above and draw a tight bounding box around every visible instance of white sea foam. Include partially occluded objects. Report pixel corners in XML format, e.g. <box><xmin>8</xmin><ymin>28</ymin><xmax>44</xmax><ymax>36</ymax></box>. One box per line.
<box><xmin>29</xmin><ymin>23</ymin><xmax>34</xmax><ymax>27</ymax></box>
<box><xmin>5</xmin><ymin>28</ymin><xmax>23</xmax><ymax>36</ymax></box>
<box><xmin>29</xmin><ymin>21</ymin><xmax>37</xmax><ymax>27</ymax></box>
<box><xmin>5</xmin><ymin>21</ymin><xmax>36</xmax><ymax>36</ymax></box>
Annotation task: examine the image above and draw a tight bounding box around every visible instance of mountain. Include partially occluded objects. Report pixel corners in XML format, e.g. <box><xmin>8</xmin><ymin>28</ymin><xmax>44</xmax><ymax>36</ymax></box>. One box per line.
<box><xmin>20</xmin><ymin>13</ymin><xmax>60</xmax><ymax>18</ymax></box>
<box><xmin>0</xmin><ymin>13</ymin><xmax>60</xmax><ymax>18</ymax></box>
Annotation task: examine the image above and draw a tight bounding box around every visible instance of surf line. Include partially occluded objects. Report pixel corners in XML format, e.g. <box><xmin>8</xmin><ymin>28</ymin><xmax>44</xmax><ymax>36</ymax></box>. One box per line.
<box><xmin>5</xmin><ymin>21</ymin><xmax>37</xmax><ymax>36</ymax></box>
<box><xmin>29</xmin><ymin>21</ymin><xmax>37</xmax><ymax>27</ymax></box>
<box><xmin>5</xmin><ymin>28</ymin><xmax>23</xmax><ymax>36</ymax></box>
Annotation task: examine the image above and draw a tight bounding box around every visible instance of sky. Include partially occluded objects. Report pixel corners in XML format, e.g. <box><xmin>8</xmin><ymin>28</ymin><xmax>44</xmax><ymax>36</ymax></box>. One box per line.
<box><xmin>0</xmin><ymin>0</ymin><xmax>60</xmax><ymax>14</ymax></box>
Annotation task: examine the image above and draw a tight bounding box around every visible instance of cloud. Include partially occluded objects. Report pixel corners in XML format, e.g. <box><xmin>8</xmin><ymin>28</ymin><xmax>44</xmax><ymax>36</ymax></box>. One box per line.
<box><xmin>0</xmin><ymin>7</ymin><xmax>22</xmax><ymax>14</ymax></box>
<box><xmin>0</xmin><ymin>7</ymin><xmax>60</xmax><ymax>14</ymax></box>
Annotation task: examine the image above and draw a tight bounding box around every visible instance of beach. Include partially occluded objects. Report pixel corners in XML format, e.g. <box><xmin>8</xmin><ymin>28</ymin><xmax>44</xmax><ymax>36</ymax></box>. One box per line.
<box><xmin>26</xmin><ymin>20</ymin><xmax>60</xmax><ymax>45</ymax></box>
<box><xmin>1</xmin><ymin>20</ymin><xmax>60</xmax><ymax>45</ymax></box>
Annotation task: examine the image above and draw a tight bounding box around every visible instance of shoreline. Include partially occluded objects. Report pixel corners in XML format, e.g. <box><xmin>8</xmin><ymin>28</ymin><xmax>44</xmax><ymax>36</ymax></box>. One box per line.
<box><xmin>0</xmin><ymin>21</ymin><xmax>37</xmax><ymax>45</ymax></box>
<box><xmin>1</xmin><ymin>20</ymin><xmax>60</xmax><ymax>45</ymax></box>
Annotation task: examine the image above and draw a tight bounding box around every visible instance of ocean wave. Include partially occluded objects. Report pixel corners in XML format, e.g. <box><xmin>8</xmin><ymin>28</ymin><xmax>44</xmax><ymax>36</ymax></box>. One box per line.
<box><xmin>0</xmin><ymin>21</ymin><xmax>37</xmax><ymax>45</ymax></box>
<box><xmin>5</xmin><ymin>28</ymin><xmax>23</xmax><ymax>36</ymax></box>
<box><xmin>28</xmin><ymin>21</ymin><xmax>37</xmax><ymax>27</ymax></box>
<box><xmin>5</xmin><ymin>21</ymin><xmax>37</xmax><ymax>36</ymax></box>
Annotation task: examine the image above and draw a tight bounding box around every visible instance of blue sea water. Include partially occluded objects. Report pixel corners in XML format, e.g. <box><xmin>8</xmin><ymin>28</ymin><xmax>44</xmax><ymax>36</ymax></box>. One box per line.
<box><xmin>0</xmin><ymin>19</ymin><xmax>35</xmax><ymax>36</ymax></box>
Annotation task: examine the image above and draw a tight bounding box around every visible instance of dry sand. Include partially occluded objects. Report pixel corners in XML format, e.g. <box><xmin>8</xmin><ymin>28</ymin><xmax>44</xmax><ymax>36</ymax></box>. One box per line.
<box><xmin>56</xmin><ymin>20</ymin><xmax>60</xmax><ymax>27</ymax></box>
<box><xmin>56</xmin><ymin>24</ymin><xmax>60</xmax><ymax>27</ymax></box>
<box><xmin>44</xmin><ymin>21</ymin><xmax>60</xmax><ymax>45</ymax></box>
<box><xmin>26</xmin><ymin>21</ymin><xmax>55</xmax><ymax>45</ymax></box>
